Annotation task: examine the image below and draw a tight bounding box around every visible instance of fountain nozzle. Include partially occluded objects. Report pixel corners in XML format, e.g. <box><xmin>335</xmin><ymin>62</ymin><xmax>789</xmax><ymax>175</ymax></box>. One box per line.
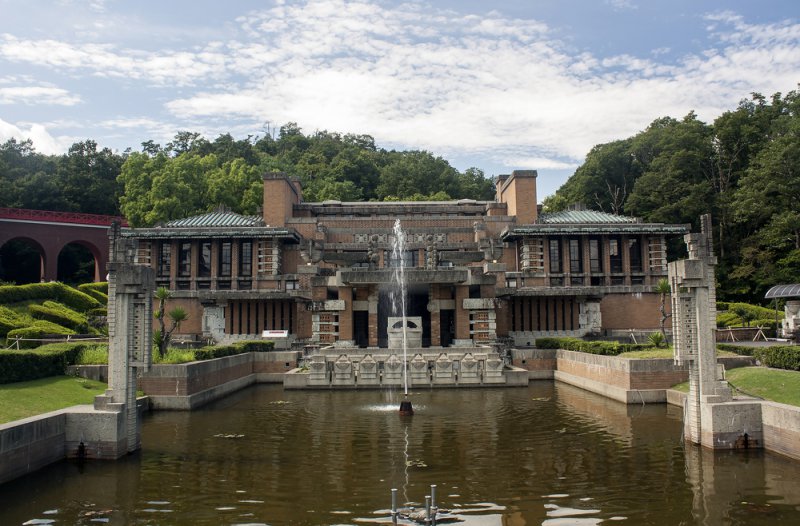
<box><xmin>399</xmin><ymin>395</ymin><xmax>414</xmax><ymax>415</ymax></box>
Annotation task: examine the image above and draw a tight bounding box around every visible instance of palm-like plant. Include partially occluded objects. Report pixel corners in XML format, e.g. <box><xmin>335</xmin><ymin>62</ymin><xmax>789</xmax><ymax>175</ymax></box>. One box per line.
<box><xmin>154</xmin><ymin>286</ymin><xmax>188</xmax><ymax>357</ymax></box>
<box><xmin>656</xmin><ymin>278</ymin><xmax>671</xmax><ymax>341</ymax></box>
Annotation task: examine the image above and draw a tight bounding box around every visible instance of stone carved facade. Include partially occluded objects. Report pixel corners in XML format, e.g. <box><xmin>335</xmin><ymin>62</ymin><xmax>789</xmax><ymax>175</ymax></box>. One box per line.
<box><xmin>125</xmin><ymin>170</ymin><xmax>687</xmax><ymax>348</ymax></box>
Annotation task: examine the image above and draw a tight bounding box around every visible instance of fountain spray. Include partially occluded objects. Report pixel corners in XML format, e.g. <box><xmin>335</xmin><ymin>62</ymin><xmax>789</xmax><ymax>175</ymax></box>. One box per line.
<box><xmin>392</xmin><ymin>219</ymin><xmax>413</xmax><ymax>415</ymax></box>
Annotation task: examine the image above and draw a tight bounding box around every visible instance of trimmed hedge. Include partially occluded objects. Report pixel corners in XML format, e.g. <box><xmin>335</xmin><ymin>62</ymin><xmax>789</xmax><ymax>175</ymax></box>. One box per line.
<box><xmin>193</xmin><ymin>340</ymin><xmax>275</xmax><ymax>360</ymax></box>
<box><xmin>77</xmin><ymin>286</ymin><xmax>108</xmax><ymax>304</ymax></box>
<box><xmin>28</xmin><ymin>301</ymin><xmax>89</xmax><ymax>333</ymax></box>
<box><xmin>0</xmin><ymin>305</ymin><xmax>26</xmax><ymax>337</ymax></box>
<box><xmin>535</xmin><ymin>337</ymin><xmax>653</xmax><ymax>356</ymax></box>
<box><xmin>78</xmin><ymin>282</ymin><xmax>109</xmax><ymax>295</ymax></box>
<box><xmin>0</xmin><ymin>282</ymin><xmax>100</xmax><ymax>311</ymax></box>
<box><xmin>754</xmin><ymin>346</ymin><xmax>800</xmax><ymax>371</ymax></box>
<box><xmin>6</xmin><ymin>321</ymin><xmax>76</xmax><ymax>349</ymax></box>
<box><xmin>0</xmin><ymin>342</ymin><xmax>85</xmax><ymax>383</ymax></box>
<box><xmin>717</xmin><ymin>301</ymin><xmax>782</xmax><ymax>328</ymax></box>
<box><xmin>716</xmin><ymin>343</ymin><xmax>756</xmax><ymax>356</ymax></box>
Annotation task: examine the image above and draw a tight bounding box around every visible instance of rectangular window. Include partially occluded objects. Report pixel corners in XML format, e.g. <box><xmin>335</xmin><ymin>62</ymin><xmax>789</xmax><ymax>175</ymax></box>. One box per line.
<box><xmin>569</xmin><ymin>238</ymin><xmax>582</xmax><ymax>274</ymax></box>
<box><xmin>178</xmin><ymin>242</ymin><xmax>191</xmax><ymax>277</ymax></box>
<box><xmin>285</xmin><ymin>280</ymin><xmax>299</xmax><ymax>290</ymax></box>
<box><xmin>219</xmin><ymin>241</ymin><xmax>232</xmax><ymax>277</ymax></box>
<box><xmin>548</xmin><ymin>239</ymin><xmax>562</xmax><ymax>273</ymax></box>
<box><xmin>629</xmin><ymin>238</ymin><xmax>642</xmax><ymax>273</ymax></box>
<box><xmin>609</xmin><ymin>237</ymin><xmax>623</xmax><ymax>273</ymax></box>
<box><xmin>589</xmin><ymin>238</ymin><xmax>602</xmax><ymax>274</ymax></box>
<box><xmin>239</xmin><ymin>241</ymin><xmax>252</xmax><ymax>276</ymax></box>
<box><xmin>158</xmin><ymin>243</ymin><xmax>171</xmax><ymax>277</ymax></box>
<box><xmin>198</xmin><ymin>241</ymin><xmax>211</xmax><ymax>277</ymax></box>
<box><xmin>388</xmin><ymin>250</ymin><xmax>415</xmax><ymax>268</ymax></box>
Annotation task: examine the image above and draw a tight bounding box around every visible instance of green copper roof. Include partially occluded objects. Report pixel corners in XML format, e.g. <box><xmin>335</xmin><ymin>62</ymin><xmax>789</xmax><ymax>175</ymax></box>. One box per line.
<box><xmin>501</xmin><ymin>209</ymin><xmax>689</xmax><ymax>239</ymax></box>
<box><xmin>537</xmin><ymin>210</ymin><xmax>639</xmax><ymax>224</ymax></box>
<box><xmin>165</xmin><ymin>211</ymin><xmax>264</xmax><ymax>228</ymax></box>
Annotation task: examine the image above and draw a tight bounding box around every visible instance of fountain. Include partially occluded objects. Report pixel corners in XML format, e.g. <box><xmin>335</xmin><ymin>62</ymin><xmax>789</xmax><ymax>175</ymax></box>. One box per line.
<box><xmin>391</xmin><ymin>219</ymin><xmax>414</xmax><ymax>415</ymax></box>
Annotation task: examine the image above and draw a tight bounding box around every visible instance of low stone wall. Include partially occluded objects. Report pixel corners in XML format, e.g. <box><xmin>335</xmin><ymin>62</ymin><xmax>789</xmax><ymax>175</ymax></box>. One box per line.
<box><xmin>0</xmin><ymin>398</ymin><xmax>148</xmax><ymax>486</ymax></box>
<box><xmin>138</xmin><ymin>351</ymin><xmax>301</xmax><ymax>409</ymax></box>
<box><xmin>511</xmin><ymin>349</ymin><xmax>755</xmax><ymax>404</ymax></box>
<box><xmin>510</xmin><ymin>349</ymin><xmax>557</xmax><ymax>380</ymax></box>
<box><xmin>0</xmin><ymin>411</ymin><xmax>65</xmax><ymax>485</ymax></box>
<box><xmin>758</xmin><ymin>402</ymin><xmax>800</xmax><ymax>461</ymax></box>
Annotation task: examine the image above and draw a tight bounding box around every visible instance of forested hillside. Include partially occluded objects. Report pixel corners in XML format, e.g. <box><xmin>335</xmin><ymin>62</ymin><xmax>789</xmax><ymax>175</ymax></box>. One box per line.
<box><xmin>1</xmin><ymin>89</ymin><xmax>797</xmax><ymax>302</ymax></box>
<box><xmin>0</xmin><ymin>125</ymin><xmax>494</xmax><ymax>227</ymax></box>
<box><xmin>545</xmin><ymin>90</ymin><xmax>800</xmax><ymax>302</ymax></box>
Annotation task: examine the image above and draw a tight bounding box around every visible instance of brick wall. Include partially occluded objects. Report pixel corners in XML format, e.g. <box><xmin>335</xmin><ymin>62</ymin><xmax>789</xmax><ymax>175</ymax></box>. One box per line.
<box><xmin>600</xmin><ymin>293</ymin><xmax>669</xmax><ymax>330</ymax></box>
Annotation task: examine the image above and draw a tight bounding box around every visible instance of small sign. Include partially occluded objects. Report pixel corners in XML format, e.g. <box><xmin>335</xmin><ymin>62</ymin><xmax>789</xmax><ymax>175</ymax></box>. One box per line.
<box><xmin>262</xmin><ymin>330</ymin><xmax>289</xmax><ymax>338</ymax></box>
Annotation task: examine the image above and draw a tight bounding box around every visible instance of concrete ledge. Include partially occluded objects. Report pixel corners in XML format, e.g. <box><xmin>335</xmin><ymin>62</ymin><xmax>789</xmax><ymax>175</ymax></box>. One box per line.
<box><xmin>554</xmin><ymin>370</ymin><xmax>666</xmax><ymax>404</ymax></box>
<box><xmin>666</xmin><ymin>389</ymin><xmax>686</xmax><ymax>406</ymax></box>
<box><xmin>148</xmin><ymin>373</ymin><xmax>258</xmax><ymax>410</ymax></box>
<box><xmin>0</xmin><ymin>411</ymin><xmax>66</xmax><ymax>485</ymax></box>
<box><xmin>762</xmin><ymin>401</ymin><xmax>800</xmax><ymax>461</ymax></box>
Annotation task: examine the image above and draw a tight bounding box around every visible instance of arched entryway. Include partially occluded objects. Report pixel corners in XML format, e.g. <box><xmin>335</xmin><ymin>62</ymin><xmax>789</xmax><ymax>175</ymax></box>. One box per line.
<box><xmin>57</xmin><ymin>241</ymin><xmax>101</xmax><ymax>284</ymax></box>
<box><xmin>0</xmin><ymin>237</ymin><xmax>46</xmax><ymax>284</ymax></box>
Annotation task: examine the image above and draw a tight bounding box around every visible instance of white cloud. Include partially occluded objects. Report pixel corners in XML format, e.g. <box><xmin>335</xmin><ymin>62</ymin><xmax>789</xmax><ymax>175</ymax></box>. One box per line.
<box><xmin>160</xmin><ymin>1</ymin><xmax>800</xmax><ymax>166</ymax></box>
<box><xmin>0</xmin><ymin>34</ymin><xmax>228</xmax><ymax>87</ymax></box>
<box><xmin>0</xmin><ymin>85</ymin><xmax>81</xmax><ymax>105</ymax></box>
<box><xmin>0</xmin><ymin>118</ymin><xmax>73</xmax><ymax>154</ymax></box>
<box><xmin>2</xmin><ymin>1</ymin><xmax>799</xmax><ymax>173</ymax></box>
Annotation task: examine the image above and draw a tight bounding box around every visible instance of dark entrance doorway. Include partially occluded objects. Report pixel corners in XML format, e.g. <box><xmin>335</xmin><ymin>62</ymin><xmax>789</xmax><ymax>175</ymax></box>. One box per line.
<box><xmin>377</xmin><ymin>284</ymin><xmax>431</xmax><ymax>347</ymax></box>
<box><xmin>353</xmin><ymin>311</ymin><xmax>369</xmax><ymax>348</ymax></box>
<box><xmin>440</xmin><ymin>309</ymin><xmax>455</xmax><ymax>347</ymax></box>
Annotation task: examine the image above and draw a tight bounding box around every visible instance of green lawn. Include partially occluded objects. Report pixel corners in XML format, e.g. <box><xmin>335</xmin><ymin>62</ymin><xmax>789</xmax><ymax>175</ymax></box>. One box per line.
<box><xmin>672</xmin><ymin>367</ymin><xmax>800</xmax><ymax>407</ymax></box>
<box><xmin>618</xmin><ymin>348</ymin><xmax>738</xmax><ymax>359</ymax></box>
<box><xmin>0</xmin><ymin>376</ymin><xmax>107</xmax><ymax>424</ymax></box>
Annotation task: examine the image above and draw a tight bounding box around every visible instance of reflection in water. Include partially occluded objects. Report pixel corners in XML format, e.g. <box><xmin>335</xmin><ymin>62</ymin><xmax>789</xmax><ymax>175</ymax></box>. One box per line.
<box><xmin>0</xmin><ymin>383</ymin><xmax>799</xmax><ymax>525</ymax></box>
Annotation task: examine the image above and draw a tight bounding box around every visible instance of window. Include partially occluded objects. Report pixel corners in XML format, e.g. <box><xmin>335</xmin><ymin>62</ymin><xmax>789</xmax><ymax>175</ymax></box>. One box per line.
<box><xmin>178</xmin><ymin>242</ymin><xmax>191</xmax><ymax>277</ymax></box>
<box><xmin>589</xmin><ymin>238</ymin><xmax>602</xmax><ymax>274</ymax></box>
<box><xmin>609</xmin><ymin>237</ymin><xmax>623</xmax><ymax>273</ymax></box>
<box><xmin>388</xmin><ymin>250</ymin><xmax>415</xmax><ymax>269</ymax></box>
<box><xmin>569</xmin><ymin>238</ymin><xmax>582</xmax><ymax>274</ymax></box>
<box><xmin>629</xmin><ymin>238</ymin><xmax>642</xmax><ymax>273</ymax></box>
<box><xmin>158</xmin><ymin>242</ymin><xmax>171</xmax><ymax>277</ymax></box>
<box><xmin>506</xmin><ymin>278</ymin><xmax>518</xmax><ymax>288</ymax></box>
<box><xmin>548</xmin><ymin>239</ymin><xmax>562</xmax><ymax>273</ymax></box>
<box><xmin>219</xmin><ymin>241</ymin><xmax>232</xmax><ymax>277</ymax></box>
<box><xmin>286</xmin><ymin>280</ymin><xmax>299</xmax><ymax>290</ymax></box>
<box><xmin>239</xmin><ymin>241</ymin><xmax>253</xmax><ymax>276</ymax></box>
<box><xmin>198</xmin><ymin>241</ymin><xmax>211</xmax><ymax>277</ymax></box>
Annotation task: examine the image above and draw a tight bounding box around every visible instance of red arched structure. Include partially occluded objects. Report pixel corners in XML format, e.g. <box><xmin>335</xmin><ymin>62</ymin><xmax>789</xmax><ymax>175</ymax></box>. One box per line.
<box><xmin>0</xmin><ymin>208</ymin><xmax>127</xmax><ymax>282</ymax></box>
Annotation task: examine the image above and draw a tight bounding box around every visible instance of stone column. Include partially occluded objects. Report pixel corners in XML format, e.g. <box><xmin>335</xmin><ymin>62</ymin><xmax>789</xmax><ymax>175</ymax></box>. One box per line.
<box><xmin>337</xmin><ymin>286</ymin><xmax>354</xmax><ymax>344</ymax></box>
<box><xmin>368</xmin><ymin>287</ymin><xmax>379</xmax><ymax>347</ymax></box>
<box><xmin>669</xmin><ymin>214</ymin><xmax>733</xmax><ymax>447</ymax></box>
<box><xmin>429</xmin><ymin>284</ymin><xmax>441</xmax><ymax>347</ymax></box>
<box><xmin>92</xmin><ymin>223</ymin><xmax>155</xmax><ymax>457</ymax></box>
<box><xmin>454</xmin><ymin>285</ymin><xmax>471</xmax><ymax>345</ymax></box>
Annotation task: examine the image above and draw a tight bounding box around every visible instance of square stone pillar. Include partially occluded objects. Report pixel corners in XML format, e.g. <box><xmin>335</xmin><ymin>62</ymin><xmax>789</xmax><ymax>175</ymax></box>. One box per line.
<box><xmin>338</xmin><ymin>286</ymin><xmax>353</xmax><ymax>343</ymax></box>
<box><xmin>368</xmin><ymin>287</ymin><xmax>379</xmax><ymax>347</ymax></box>
<box><xmin>429</xmin><ymin>284</ymin><xmax>441</xmax><ymax>346</ymax></box>
<box><xmin>454</xmin><ymin>285</ymin><xmax>471</xmax><ymax>344</ymax></box>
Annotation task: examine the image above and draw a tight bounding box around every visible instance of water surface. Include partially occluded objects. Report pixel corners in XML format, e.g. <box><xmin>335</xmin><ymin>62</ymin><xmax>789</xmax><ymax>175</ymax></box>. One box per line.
<box><xmin>2</xmin><ymin>382</ymin><xmax>799</xmax><ymax>525</ymax></box>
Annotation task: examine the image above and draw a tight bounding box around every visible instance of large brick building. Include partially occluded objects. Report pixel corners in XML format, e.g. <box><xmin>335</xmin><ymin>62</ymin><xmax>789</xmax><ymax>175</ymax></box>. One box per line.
<box><xmin>124</xmin><ymin>170</ymin><xmax>687</xmax><ymax>347</ymax></box>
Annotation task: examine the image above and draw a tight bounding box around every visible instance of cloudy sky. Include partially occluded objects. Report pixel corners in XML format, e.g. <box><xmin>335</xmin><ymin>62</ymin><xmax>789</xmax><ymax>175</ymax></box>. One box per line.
<box><xmin>1</xmin><ymin>0</ymin><xmax>798</xmax><ymax>197</ymax></box>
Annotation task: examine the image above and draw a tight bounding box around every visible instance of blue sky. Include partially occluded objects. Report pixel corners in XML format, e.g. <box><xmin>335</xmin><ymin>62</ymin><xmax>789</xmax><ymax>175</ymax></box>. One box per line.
<box><xmin>0</xmin><ymin>0</ymin><xmax>798</xmax><ymax>198</ymax></box>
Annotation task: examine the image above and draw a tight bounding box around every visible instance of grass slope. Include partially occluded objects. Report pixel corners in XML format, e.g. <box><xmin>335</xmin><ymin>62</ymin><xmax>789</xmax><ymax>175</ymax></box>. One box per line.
<box><xmin>672</xmin><ymin>367</ymin><xmax>800</xmax><ymax>407</ymax></box>
<box><xmin>0</xmin><ymin>375</ymin><xmax>106</xmax><ymax>424</ymax></box>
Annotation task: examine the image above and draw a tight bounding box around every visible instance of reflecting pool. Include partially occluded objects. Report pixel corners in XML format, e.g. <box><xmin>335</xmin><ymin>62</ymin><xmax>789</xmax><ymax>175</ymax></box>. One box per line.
<box><xmin>2</xmin><ymin>382</ymin><xmax>800</xmax><ymax>525</ymax></box>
